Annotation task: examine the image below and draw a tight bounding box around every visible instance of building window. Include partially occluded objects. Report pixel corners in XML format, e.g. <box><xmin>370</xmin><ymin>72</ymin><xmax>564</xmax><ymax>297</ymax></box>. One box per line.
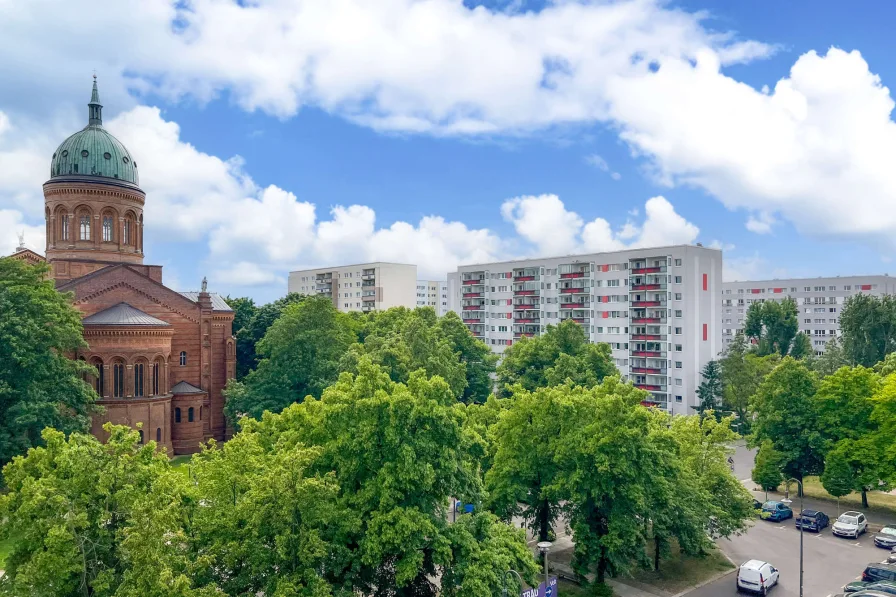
<box><xmin>102</xmin><ymin>216</ymin><xmax>113</xmax><ymax>242</ymax></box>
<box><xmin>674</xmin><ymin>327</ymin><xmax>683</xmax><ymax>335</ymax></box>
<box><xmin>138</xmin><ymin>429</ymin><xmax>144</xmax><ymax>444</ymax></box>
<box><xmin>179</xmin><ymin>351</ymin><xmax>187</xmax><ymax>366</ymax></box>
<box><xmin>675</xmin><ymin>361</ymin><xmax>682</xmax><ymax>368</ymax></box>
<box><xmin>134</xmin><ymin>363</ymin><xmax>144</xmax><ymax>397</ymax></box>
<box><xmin>675</xmin><ymin>395</ymin><xmax>683</xmax><ymax>402</ymax></box>
<box><xmin>188</xmin><ymin>407</ymin><xmax>194</xmax><ymax>422</ymax></box>
<box><xmin>674</xmin><ymin>276</ymin><xmax>682</xmax><ymax>283</ymax></box>
<box><xmin>95</xmin><ymin>361</ymin><xmax>104</xmax><ymax>396</ymax></box>
<box><xmin>113</xmin><ymin>362</ymin><xmax>125</xmax><ymax>398</ymax></box>
<box><xmin>674</xmin><ymin>344</ymin><xmax>682</xmax><ymax>352</ymax></box>
<box><xmin>123</xmin><ymin>219</ymin><xmax>131</xmax><ymax>245</ymax></box>
<box><xmin>79</xmin><ymin>215</ymin><xmax>91</xmax><ymax>240</ymax></box>
<box><xmin>61</xmin><ymin>214</ymin><xmax>70</xmax><ymax>240</ymax></box>
<box><xmin>675</xmin><ymin>310</ymin><xmax>682</xmax><ymax>318</ymax></box>
<box><xmin>175</xmin><ymin>408</ymin><xmax>181</xmax><ymax>423</ymax></box>
<box><xmin>674</xmin><ymin>259</ymin><xmax>682</xmax><ymax>266</ymax></box>
<box><xmin>152</xmin><ymin>362</ymin><xmax>160</xmax><ymax>395</ymax></box>
<box><xmin>156</xmin><ymin>428</ymin><xmax>162</xmax><ymax>443</ymax></box>
<box><xmin>674</xmin><ymin>293</ymin><xmax>682</xmax><ymax>300</ymax></box>
<box><xmin>675</xmin><ymin>378</ymin><xmax>683</xmax><ymax>386</ymax></box>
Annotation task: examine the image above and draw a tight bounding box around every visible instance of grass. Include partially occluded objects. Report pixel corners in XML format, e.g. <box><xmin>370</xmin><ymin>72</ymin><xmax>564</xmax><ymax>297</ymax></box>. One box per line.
<box><xmin>557</xmin><ymin>579</ymin><xmax>591</xmax><ymax>596</ymax></box>
<box><xmin>170</xmin><ymin>454</ymin><xmax>194</xmax><ymax>479</ymax></box>
<box><xmin>0</xmin><ymin>537</ymin><xmax>12</xmax><ymax>570</ymax></box>
<box><xmin>627</xmin><ymin>542</ymin><xmax>734</xmax><ymax>594</ymax></box>
<box><xmin>800</xmin><ymin>476</ymin><xmax>896</xmax><ymax>514</ymax></box>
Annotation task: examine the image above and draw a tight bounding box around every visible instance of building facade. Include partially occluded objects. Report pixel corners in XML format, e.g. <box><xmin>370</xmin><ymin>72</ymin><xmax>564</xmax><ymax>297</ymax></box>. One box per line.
<box><xmin>10</xmin><ymin>79</ymin><xmax>235</xmax><ymax>455</ymax></box>
<box><xmin>416</xmin><ymin>280</ymin><xmax>448</xmax><ymax>316</ymax></box>
<box><xmin>447</xmin><ymin>245</ymin><xmax>722</xmax><ymax>414</ymax></box>
<box><xmin>288</xmin><ymin>262</ymin><xmax>417</xmax><ymax>313</ymax></box>
<box><xmin>720</xmin><ymin>275</ymin><xmax>896</xmax><ymax>354</ymax></box>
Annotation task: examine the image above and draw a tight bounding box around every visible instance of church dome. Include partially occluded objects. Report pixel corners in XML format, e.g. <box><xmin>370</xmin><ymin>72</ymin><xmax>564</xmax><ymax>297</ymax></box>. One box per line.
<box><xmin>49</xmin><ymin>78</ymin><xmax>139</xmax><ymax>186</ymax></box>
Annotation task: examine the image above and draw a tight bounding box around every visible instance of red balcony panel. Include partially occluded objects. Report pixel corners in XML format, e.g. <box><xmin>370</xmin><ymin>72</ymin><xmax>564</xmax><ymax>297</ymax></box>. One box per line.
<box><xmin>631</xmin><ymin>351</ymin><xmax>663</xmax><ymax>357</ymax></box>
<box><xmin>462</xmin><ymin>279</ymin><xmax>483</xmax><ymax>285</ymax></box>
<box><xmin>514</xmin><ymin>275</ymin><xmax>535</xmax><ymax>282</ymax></box>
<box><xmin>559</xmin><ymin>287</ymin><xmax>588</xmax><ymax>294</ymax></box>
<box><xmin>561</xmin><ymin>302</ymin><xmax>588</xmax><ymax>309</ymax></box>
<box><xmin>631</xmin><ymin>317</ymin><xmax>662</xmax><ymax>324</ymax></box>
<box><xmin>572</xmin><ymin>318</ymin><xmax>587</xmax><ymax>323</ymax></box>
<box><xmin>631</xmin><ymin>284</ymin><xmax>662</xmax><ymax>291</ymax></box>
<box><xmin>462</xmin><ymin>292</ymin><xmax>482</xmax><ymax>298</ymax></box>
<box><xmin>462</xmin><ymin>318</ymin><xmax>483</xmax><ymax>324</ymax></box>
<box><xmin>635</xmin><ymin>384</ymin><xmax>663</xmax><ymax>391</ymax></box>
<box><xmin>514</xmin><ymin>333</ymin><xmax>535</xmax><ymax>338</ymax></box>
<box><xmin>631</xmin><ymin>301</ymin><xmax>661</xmax><ymax>307</ymax></box>
<box><xmin>631</xmin><ymin>334</ymin><xmax>662</xmax><ymax>341</ymax></box>
<box><xmin>514</xmin><ymin>290</ymin><xmax>537</xmax><ymax>296</ymax></box>
<box><xmin>515</xmin><ymin>318</ymin><xmax>538</xmax><ymax>323</ymax></box>
<box><xmin>560</xmin><ymin>272</ymin><xmax>585</xmax><ymax>279</ymax></box>
<box><xmin>462</xmin><ymin>305</ymin><xmax>484</xmax><ymax>310</ymax></box>
<box><xmin>631</xmin><ymin>367</ymin><xmax>663</xmax><ymax>374</ymax></box>
<box><xmin>631</xmin><ymin>267</ymin><xmax>663</xmax><ymax>274</ymax></box>
<box><xmin>640</xmin><ymin>400</ymin><xmax>660</xmax><ymax>408</ymax></box>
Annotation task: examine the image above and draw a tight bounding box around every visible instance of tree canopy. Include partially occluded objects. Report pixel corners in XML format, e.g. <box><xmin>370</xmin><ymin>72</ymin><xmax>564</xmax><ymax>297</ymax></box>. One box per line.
<box><xmin>840</xmin><ymin>294</ymin><xmax>896</xmax><ymax>367</ymax></box>
<box><xmin>743</xmin><ymin>298</ymin><xmax>800</xmax><ymax>356</ymax></box>
<box><xmin>0</xmin><ymin>258</ymin><xmax>97</xmax><ymax>472</ymax></box>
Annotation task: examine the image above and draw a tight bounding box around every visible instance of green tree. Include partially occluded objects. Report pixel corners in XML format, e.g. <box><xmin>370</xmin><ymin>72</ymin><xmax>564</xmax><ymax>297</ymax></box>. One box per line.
<box><xmin>497</xmin><ymin>319</ymin><xmax>616</xmax><ymax>394</ymax></box>
<box><xmin>0</xmin><ymin>258</ymin><xmax>97</xmax><ymax>471</ymax></box>
<box><xmin>821</xmin><ymin>447</ymin><xmax>854</xmax><ymax>514</ymax></box>
<box><xmin>693</xmin><ymin>360</ymin><xmax>723</xmax><ymax>418</ymax></box>
<box><xmin>743</xmin><ymin>298</ymin><xmax>800</xmax><ymax>356</ymax></box>
<box><xmin>718</xmin><ymin>332</ymin><xmax>777</xmax><ymax>434</ymax></box>
<box><xmin>828</xmin><ymin>437</ymin><xmax>888</xmax><ymax>509</ymax></box>
<box><xmin>840</xmin><ymin>294</ymin><xmax>896</xmax><ymax>367</ymax></box>
<box><xmin>752</xmin><ymin>440</ymin><xmax>783</xmax><ymax>500</ymax></box>
<box><xmin>231</xmin><ymin>292</ymin><xmax>306</xmax><ymax>378</ymax></box>
<box><xmin>224</xmin><ymin>295</ymin><xmax>356</xmax><ymax>421</ymax></box>
<box><xmin>812</xmin><ymin>336</ymin><xmax>850</xmax><ymax>378</ymax></box>
<box><xmin>790</xmin><ymin>332</ymin><xmax>813</xmax><ymax>359</ymax></box>
<box><xmin>750</xmin><ymin>358</ymin><xmax>823</xmax><ymax>485</ymax></box>
<box><xmin>0</xmin><ymin>426</ymin><xmax>209</xmax><ymax>597</ymax></box>
<box><xmin>438</xmin><ymin>312</ymin><xmax>498</xmax><ymax>403</ymax></box>
<box><xmin>813</xmin><ymin>365</ymin><xmax>879</xmax><ymax>448</ymax></box>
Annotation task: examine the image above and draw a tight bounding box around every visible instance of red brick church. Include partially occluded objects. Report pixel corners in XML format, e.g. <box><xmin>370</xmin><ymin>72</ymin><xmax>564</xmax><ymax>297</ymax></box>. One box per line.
<box><xmin>10</xmin><ymin>79</ymin><xmax>235</xmax><ymax>454</ymax></box>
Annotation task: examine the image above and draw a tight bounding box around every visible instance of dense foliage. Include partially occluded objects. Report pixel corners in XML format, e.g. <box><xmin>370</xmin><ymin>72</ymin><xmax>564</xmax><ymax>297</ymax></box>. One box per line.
<box><xmin>0</xmin><ymin>258</ymin><xmax>97</xmax><ymax>472</ymax></box>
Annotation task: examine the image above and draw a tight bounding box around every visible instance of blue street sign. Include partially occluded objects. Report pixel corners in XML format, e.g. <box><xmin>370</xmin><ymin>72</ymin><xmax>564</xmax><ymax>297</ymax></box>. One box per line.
<box><xmin>520</xmin><ymin>576</ymin><xmax>558</xmax><ymax>597</ymax></box>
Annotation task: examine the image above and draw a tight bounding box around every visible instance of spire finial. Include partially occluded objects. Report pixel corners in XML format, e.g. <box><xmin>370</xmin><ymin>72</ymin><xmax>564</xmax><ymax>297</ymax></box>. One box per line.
<box><xmin>88</xmin><ymin>75</ymin><xmax>102</xmax><ymax>126</ymax></box>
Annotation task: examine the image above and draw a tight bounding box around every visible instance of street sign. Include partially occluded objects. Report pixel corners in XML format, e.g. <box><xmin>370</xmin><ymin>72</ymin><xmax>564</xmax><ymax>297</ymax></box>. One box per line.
<box><xmin>520</xmin><ymin>576</ymin><xmax>558</xmax><ymax>597</ymax></box>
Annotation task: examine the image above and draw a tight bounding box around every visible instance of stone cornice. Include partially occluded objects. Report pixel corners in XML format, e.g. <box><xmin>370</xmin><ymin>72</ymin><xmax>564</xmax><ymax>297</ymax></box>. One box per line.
<box><xmin>97</xmin><ymin>393</ymin><xmax>172</xmax><ymax>406</ymax></box>
<box><xmin>82</xmin><ymin>326</ymin><xmax>175</xmax><ymax>337</ymax></box>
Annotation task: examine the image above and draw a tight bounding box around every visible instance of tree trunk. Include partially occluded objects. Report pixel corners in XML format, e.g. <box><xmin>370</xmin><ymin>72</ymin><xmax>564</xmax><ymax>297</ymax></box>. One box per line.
<box><xmin>654</xmin><ymin>537</ymin><xmax>661</xmax><ymax>571</ymax></box>
<box><xmin>862</xmin><ymin>488</ymin><xmax>869</xmax><ymax>509</ymax></box>
<box><xmin>538</xmin><ymin>499</ymin><xmax>551</xmax><ymax>542</ymax></box>
<box><xmin>597</xmin><ymin>546</ymin><xmax>608</xmax><ymax>584</ymax></box>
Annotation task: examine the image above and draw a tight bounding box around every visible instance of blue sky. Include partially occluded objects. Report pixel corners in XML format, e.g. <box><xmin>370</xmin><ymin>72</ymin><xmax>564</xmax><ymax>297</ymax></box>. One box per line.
<box><xmin>2</xmin><ymin>0</ymin><xmax>896</xmax><ymax>302</ymax></box>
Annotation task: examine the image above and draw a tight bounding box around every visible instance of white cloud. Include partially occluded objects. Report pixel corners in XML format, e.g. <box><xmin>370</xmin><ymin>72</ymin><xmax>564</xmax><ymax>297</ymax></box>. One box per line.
<box><xmin>745</xmin><ymin>212</ymin><xmax>776</xmax><ymax>235</ymax></box>
<box><xmin>584</xmin><ymin>154</ymin><xmax>621</xmax><ymax>181</ymax></box>
<box><xmin>212</xmin><ymin>262</ymin><xmax>285</xmax><ymax>287</ymax></box>
<box><xmin>502</xmin><ymin>194</ymin><xmax>699</xmax><ymax>256</ymax></box>
<box><xmin>0</xmin><ymin>209</ymin><xmax>45</xmax><ymax>257</ymax></box>
<box><xmin>709</xmin><ymin>240</ymin><xmax>735</xmax><ymax>252</ymax></box>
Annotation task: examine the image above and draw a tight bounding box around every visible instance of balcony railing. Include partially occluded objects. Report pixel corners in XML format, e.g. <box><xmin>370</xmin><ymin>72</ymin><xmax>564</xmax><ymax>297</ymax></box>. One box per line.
<box><xmin>631</xmin><ymin>334</ymin><xmax>667</xmax><ymax>341</ymax></box>
<box><xmin>462</xmin><ymin>305</ymin><xmax>484</xmax><ymax>311</ymax></box>
<box><xmin>561</xmin><ymin>302</ymin><xmax>589</xmax><ymax>309</ymax></box>
<box><xmin>362</xmin><ymin>295</ymin><xmax>376</xmax><ymax>302</ymax></box>
<box><xmin>630</xmin><ymin>367</ymin><xmax>667</xmax><ymax>375</ymax></box>
<box><xmin>634</xmin><ymin>383</ymin><xmax>667</xmax><ymax>392</ymax></box>
<box><xmin>462</xmin><ymin>292</ymin><xmax>483</xmax><ymax>298</ymax></box>
<box><xmin>631</xmin><ymin>317</ymin><xmax>665</xmax><ymax>324</ymax></box>
<box><xmin>514</xmin><ymin>303</ymin><xmax>539</xmax><ymax>310</ymax></box>
<box><xmin>462</xmin><ymin>278</ymin><xmax>485</xmax><ymax>285</ymax></box>
<box><xmin>462</xmin><ymin>318</ymin><xmax>484</xmax><ymax>324</ymax></box>
<box><xmin>559</xmin><ymin>271</ymin><xmax>588</xmax><ymax>279</ymax></box>
<box><xmin>559</xmin><ymin>287</ymin><xmax>589</xmax><ymax>294</ymax></box>
<box><xmin>513</xmin><ymin>275</ymin><xmax>537</xmax><ymax>282</ymax></box>
<box><xmin>630</xmin><ymin>283</ymin><xmax>666</xmax><ymax>291</ymax></box>
<box><xmin>631</xmin><ymin>300</ymin><xmax>666</xmax><ymax>308</ymax></box>
<box><xmin>630</xmin><ymin>266</ymin><xmax>667</xmax><ymax>275</ymax></box>
<box><xmin>514</xmin><ymin>332</ymin><xmax>536</xmax><ymax>339</ymax></box>
<box><xmin>631</xmin><ymin>350</ymin><xmax>667</xmax><ymax>358</ymax></box>
<box><xmin>514</xmin><ymin>289</ymin><xmax>538</xmax><ymax>296</ymax></box>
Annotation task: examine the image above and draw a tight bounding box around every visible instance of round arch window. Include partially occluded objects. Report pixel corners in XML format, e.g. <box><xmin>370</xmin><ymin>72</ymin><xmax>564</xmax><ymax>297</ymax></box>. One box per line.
<box><xmin>133</xmin><ymin>162</ymin><xmax>137</xmax><ymax>168</ymax></box>
<box><xmin>61</xmin><ymin>150</ymin><xmax>68</xmax><ymax>157</ymax></box>
<box><xmin>104</xmin><ymin>152</ymin><xmax>111</xmax><ymax>160</ymax></box>
<box><xmin>123</xmin><ymin>157</ymin><xmax>129</xmax><ymax>164</ymax></box>
<box><xmin>81</xmin><ymin>150</ymin><xmax>89</xmax><ymax>158</ymax></box>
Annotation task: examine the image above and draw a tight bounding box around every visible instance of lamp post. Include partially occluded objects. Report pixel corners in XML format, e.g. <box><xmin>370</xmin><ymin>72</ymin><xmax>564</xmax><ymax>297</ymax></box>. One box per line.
<box><xmin>781</xmin><ymin>478</ymin><xmax>804</xmax><ymax>597</ymax></box>
<box><xmin>537</xmin><ymin>541</ymin><xmax>553</xmax><ymax>596</ymax></box>
<box><xmin>502</xmin><ymin>569</ymin><xmax>524</xmax><ymax>597</ymax></box>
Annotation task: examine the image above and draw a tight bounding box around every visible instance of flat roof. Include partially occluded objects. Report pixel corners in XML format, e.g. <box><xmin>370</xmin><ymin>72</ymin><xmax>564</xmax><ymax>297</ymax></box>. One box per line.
<box><xmin>451</xmin><ymin>244</ymin><xmax>720</xmax><ymax>270</ymax></box>
<box><xmin>289</xmin><ymin>261</ymin><xmax>416</xmax><ymax>274</ymax></box>
<box><xmin>723</xmin><ymin>274</ymin><xmax>892</xmax><ymax>284</ymax></box>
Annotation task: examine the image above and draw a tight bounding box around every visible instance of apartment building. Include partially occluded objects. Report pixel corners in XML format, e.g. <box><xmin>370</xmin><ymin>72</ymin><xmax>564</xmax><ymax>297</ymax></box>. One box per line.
<box><xmin>720</xmin><ymin>275</ymin><xmax>896</xmax><ymax>353</ymax></box>
<box><xmin>416</xmin><ymin>280</ymin><xmax>449</xmax><ymax>316</ymax></box>
<box><xmin>288</xmin><ymin>262</ymin><xmax>417</xmax><ymax>313</ymax></box>
<box><xmin>447</xmin><ymin>245</ymin><xmax>722</xmax><ymax>414</ymax></box>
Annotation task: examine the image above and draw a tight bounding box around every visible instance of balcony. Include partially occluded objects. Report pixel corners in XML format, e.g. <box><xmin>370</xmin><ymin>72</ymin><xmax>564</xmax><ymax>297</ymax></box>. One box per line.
<box><xmin>514</xmin><ymin>302</ymin><xmax>539</xmax><ymax>310</ymax></box>
<box><xmin>631</xmin><ymin>334</ymin><xmax>667</xmax><ymax>341</ymax></box>
<box><xmin>462</xmin><ymin>278</ymin><xmax>485</xmax><ymax>286</ymax></box>
<box><xmin>462</xmin><ymin>292</ymin><xmax>483</xmax><ymax>298</ymax></box>
<box><xmin>630</xmin><ymin>367</ymin><xmax>666</xmax><ymax>375</ymax></box>
<box><xmin>631</xmin><ymin>317</ymin><xmax>664</xmax><ymax>324</ymax></box>
<box><xmin>362</xmin><ymin>295</ymin><xmax>376</xmax><ymax>302</ymax></box>
<box><xmin>462</xmin><ymin>317</ymin><xmax>484</xmax><ymax>324</ymax></box>
<box><xmin>462</xmin><ymin>304</ymin><xmax>485</xmax><ymax>311</ymax></box>
<box><xmin>514</xmin><ymin>332</ymin><xmax>536</xmax><ymax>339</ymax></box>
<box><xmin>361</xmin><ymin>274</ymin><xmax>376</xmax><ymax>281</ymax></box>
<box><xmin>559</xmin><ymin>264</ymin><xmax>591</xmax><ymax>278</ymax></box>
<box><xmin>630</xmin><ymin>283</ymin><xmax>666</xmax><ymax>291</ymax></box>
<box><xmin>560</xmin><ymin>271</ymin><xmax>587</xmax><ymax>279</ymax></box>
<box><xmin>559</xmin><ymin>287</ymin><xmax>589</xmax><ymax>294</ymax></box>
<box><xmin>561</xmin><ymin>302</ymin><xmax>589</xmax><ymax>309</ymax></box>
<box><xmin>513</xmin><ymin>275</ymin><xmax>537</xmax><ymax>282</ymax></box>
<box><xmin>631</xmin><ymin>266</ymin><xmax>667</xmax><ymax>275</ymax></box>
<box><xmin>514</xmin><ymin>289</ymin><xmax>538</xmax><ymax>296</ymax></box>
<box><xmin>631</xmin><ymin>350</ymin><xmax>667</xmax><ymax>358</ymax></box>
<box><xmin>631</xmin><ymin>300</ymin><xmax>666</xmax><ymax>308</ymax></box>
<box><xmin>634</xmin><ymin>383</ymin><xmax>667</xmax><ymax>392</ymax></box>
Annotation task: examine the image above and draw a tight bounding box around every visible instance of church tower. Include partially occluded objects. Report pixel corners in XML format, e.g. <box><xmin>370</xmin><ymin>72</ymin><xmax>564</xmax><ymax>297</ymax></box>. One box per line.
<box><xmin>44</xmin><ymin>77</ymin><xmax>145</xmax><ymax>282</ymax></box>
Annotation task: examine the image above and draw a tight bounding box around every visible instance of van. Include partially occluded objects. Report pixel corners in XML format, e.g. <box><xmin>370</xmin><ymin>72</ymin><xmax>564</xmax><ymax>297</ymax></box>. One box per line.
<box><xmin>737</xmin><ymin>560</ymin><xmax>779</xmax><ymax>594</ymax></box>
<box><xmin>863</xmin><ymin>564</ymin><xmax>896</xmax><ymax>584</ymax></box>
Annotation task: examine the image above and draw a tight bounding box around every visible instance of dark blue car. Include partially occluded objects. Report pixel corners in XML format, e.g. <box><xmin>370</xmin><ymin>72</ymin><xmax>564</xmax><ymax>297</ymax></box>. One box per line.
<box><xmin>761</xmin><ymin>501</ymin><xmax>793</xmax><ymax>522</ymax></box>
<box><xmin>795</xmin><ymin>509</ymin><xmax>829</xmax><ymax>532</ymax></box>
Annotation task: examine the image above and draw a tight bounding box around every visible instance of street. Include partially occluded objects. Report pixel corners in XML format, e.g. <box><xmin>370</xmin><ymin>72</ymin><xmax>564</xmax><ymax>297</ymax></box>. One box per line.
<box><xmin>690</xmin><ymin>443</ymin><xmax>892</xmax><ymax>597</ymax></box>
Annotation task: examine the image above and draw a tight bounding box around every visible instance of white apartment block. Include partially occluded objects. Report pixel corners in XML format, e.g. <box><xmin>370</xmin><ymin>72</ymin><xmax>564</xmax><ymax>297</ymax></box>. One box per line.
<box><xmin>288</xmin><ymin>262</ymin><xmax>417</xmax><ymax>313</ymax></box>
<box><xmin>417</xmin><ymin>280</ymin><xmax>449</xmax><ymax>316</ymax></box>
<box><xmin>720</xmin><ymin>275</ymin><xmax>896</xmax><ymax>354</ymax></box>
<box><xmin>447</xmin><ymin>245</ymin><xmax>722</xmax><ymax>414</ymax></box>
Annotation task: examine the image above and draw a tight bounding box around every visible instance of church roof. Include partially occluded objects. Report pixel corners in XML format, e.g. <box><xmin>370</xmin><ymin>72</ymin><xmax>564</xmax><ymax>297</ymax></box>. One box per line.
<box><xmin>171</xmin><ymin>381</ymin><xmax>206</xmax><ymax>395</ymax></box>
<box><xmin>179</xmin><ymin>292</ymin><xmax>233</xmax><ymax>311</ymax></box>
<box><xmin>82</xmin><ymin>302</ymin><xmax>170</xmax><ymax>326</ymax></box>
<box><xmin>49</xmin><ymin>78</ymin><xmax>140</xmax><ymax>186</ymax></box>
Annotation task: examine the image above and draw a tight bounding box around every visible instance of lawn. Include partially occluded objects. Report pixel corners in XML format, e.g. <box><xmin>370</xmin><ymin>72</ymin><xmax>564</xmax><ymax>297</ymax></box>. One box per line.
<box><xmin>557</xmin><ymin>579</ymin><xmax>591</xmax><ymax>596</ymax></box>
<box><xmin>170</xmin><ymin>454</ymin><xmax>193</xmax><ymax>479</ymax></box>
<box><xmin>627</xmin><ymin>543</ymin><xmax>733</xmax><ymax>595</ymax></box>
<box><xmin>800</xmin><ymin>476</ymin><xmax>896</xmax><ymax>514</ymax></box>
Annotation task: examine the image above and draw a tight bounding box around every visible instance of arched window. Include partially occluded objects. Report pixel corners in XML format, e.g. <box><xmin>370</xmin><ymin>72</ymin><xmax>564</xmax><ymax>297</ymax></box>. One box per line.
<box><xmin>156</xmin><ymin>427</ymin><xmax>162</xmax><ymax>443</ymax></box>
<box><xmin>134</xmin><ymin>362</ymin><xmax>144</xmax><ymax>397</ymax></box>
<box><xmin>175</xmin><ymin>407</ymin><xmax>181</xmax><ymax>423</ymax></box>
<box><xmin>180</xmin><ymin>351</ymin><xmax>187</xmax><ymax>366</ymax></box>
<box><xmin>188</xmin><ymin>407</ymin><xmax>194</xmax><ymax>422</ymax></box>
<box><xmin>60</xmin><ymin>213</ymin><xmax>70</xmax><ymax>241</ymax></box>
<box><xmin>93</xmin><ymin>359</ymin><xmax>104</xmax><ymax>396</ymax></box>
<box><xmin>138</xmin><ymin>429</ymin><xmax>144</xmax><ymax>444</ymax></box>
<box><xmin>199</xmin><ymin>406</ymin><xmax>203</xmax><ymax>421</ymax></box>
<box><xmin>102</xmin><ymin>215</ymin><xmax>113</xmax><ymax>242</ymax></box>
<box><xmin>151</xmin><ymin>362</ymin><xmax>160</xmax><ymax>395</ymax></box>
<box><xmin>123</xmin><ymin>219</ymin><xmax>131</xmax><ymax>245</ymax></box>
<box><xmin>79</xmin><ymin>214</ymin><xmax>91</xmax><ymax>240</ymax></box>
<box><xmin>112</xmin><ymin>361</ymin><xmax>125</xmax><ymax>398</ymax></box>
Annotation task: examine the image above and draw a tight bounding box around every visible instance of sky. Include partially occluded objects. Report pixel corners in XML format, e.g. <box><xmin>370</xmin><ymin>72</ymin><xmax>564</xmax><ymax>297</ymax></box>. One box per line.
<box><xmin>2</xmin><ymin>0</ymin><xmax>896</xmax><ymax>302</ymax></box>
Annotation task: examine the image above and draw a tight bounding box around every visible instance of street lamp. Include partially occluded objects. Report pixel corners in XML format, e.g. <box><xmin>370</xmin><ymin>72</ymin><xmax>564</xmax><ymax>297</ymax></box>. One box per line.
<box><xmin>781</xmin><ymin>478</ymin><xmax>804</xmax><ymax>597</ymax></box>
<box><xmin>502</xmin><ymin>569</ymin><xmax>524</xmax><ymax>597</ymax></box>
<box><xmin>537</xmin><ymin>541</ymin><xmax>553</xmax><ymax>597</ymax></box>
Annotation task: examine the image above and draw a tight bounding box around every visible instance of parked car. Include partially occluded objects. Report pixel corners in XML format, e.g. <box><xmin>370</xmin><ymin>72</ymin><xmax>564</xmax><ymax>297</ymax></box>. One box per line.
<box><xmin>753</xmin><ymin>499</ymin><xmax>763</xmax><ymax>510</ymax></box>
<box><xmin>886</xmin><ymin>548</ymin><xmax>896</xmax><ymax>564</ymax></box>
<box><xmin>760</xmin><ymin>501</ymin><xmax>793</xmax><ymax>522</ymax></box>
<box><xmin>852</xmin><ymin>591</ymin><xmax>896</xmax><ymax>597</ymax></box>
<box><xmin>736</xmin><ymin>559</ymin><xmax>779</xmax><ymax>594</ymax></box>
<box><xmin>862</xmin><ymin>563</ymin><xmax>896</xmax><ymax>584</ymax></box>
<box><xmin>876</xmin><ymin>527</ymin><xmax>896</xmax><ymax>549</ymax></box>
<box><xmin>795</xmin><ymin>509</ymin><xmax>830</xmax><ymax>532</ymax></box>
<box><xmin>845</xmin><ymin>580</ymin><xmax>896</xmax><ymax>594</ymax></box>
<box><xmin>834</xmin><ymin>511</ymin><xmax>869</xmax><ymax>538</ymax></box>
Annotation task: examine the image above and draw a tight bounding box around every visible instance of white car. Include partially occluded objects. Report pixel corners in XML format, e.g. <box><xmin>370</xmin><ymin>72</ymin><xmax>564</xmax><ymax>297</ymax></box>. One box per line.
<box><xmin>736</xmin><ymin>560</ymin><xmax>779</xmax><ymax>595</ymax></box>
<box><xmin>832</xmin><ymin>511</ymin><xmax>868</xmax><ymax>539</ymax></box>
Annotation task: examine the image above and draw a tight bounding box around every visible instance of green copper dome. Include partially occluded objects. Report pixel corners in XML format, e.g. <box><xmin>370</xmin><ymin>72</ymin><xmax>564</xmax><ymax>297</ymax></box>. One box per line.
<box><xmin>49</xmin><ymin>78</ymin><xmax>139</xmax><ymax>186</ymax></box>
